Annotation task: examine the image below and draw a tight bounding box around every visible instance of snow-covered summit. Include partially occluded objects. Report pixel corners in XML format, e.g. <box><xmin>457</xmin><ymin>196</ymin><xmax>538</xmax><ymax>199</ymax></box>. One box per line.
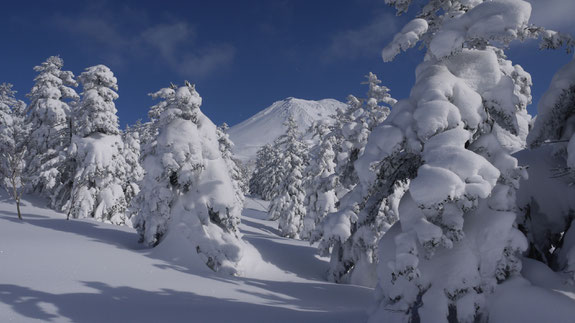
<box><xmin>229</xmin><ymin>97</ymin><xmax>346</xmax><ymax>162</ymax></box>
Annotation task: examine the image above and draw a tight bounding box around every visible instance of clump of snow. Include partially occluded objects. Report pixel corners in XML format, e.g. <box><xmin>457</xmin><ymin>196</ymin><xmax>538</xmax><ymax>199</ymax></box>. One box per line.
<box><xmin>429</xmin><ymin>0</ymin><xmax>532</xmax><ymax>59</ymax></box>
<box><xmin>528</xmin><ymin>57</ymin><xmax>575</xmax><ymax>148</ymax></box>
<box><xmin>382</xmin><ymin>18</ymin><xmax>428</xmax><ymax>62</ymax></box>
<box><xmin>69</xmin><ymin>134</ymin><xmax>128</xmax><ymax>224</ymax></box>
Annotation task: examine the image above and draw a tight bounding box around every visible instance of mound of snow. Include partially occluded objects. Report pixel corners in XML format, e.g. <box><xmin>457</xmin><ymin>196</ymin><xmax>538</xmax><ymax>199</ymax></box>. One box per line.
<box><xmin>228</xmin><ymin>98</ymin><xmax>345</xmax><ymax>162</ymax></box>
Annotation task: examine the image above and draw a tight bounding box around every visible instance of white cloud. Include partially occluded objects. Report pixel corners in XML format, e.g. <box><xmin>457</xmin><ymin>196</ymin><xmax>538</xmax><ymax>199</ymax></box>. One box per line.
<box><xmin>527</xmin><ymin>0</ymin><xmax>575</xmax><ymax>33</ymax></box>
<box><xmin>323</xmin><ymin>13</ymin><xmax>398</xmax><ymax>62</ymax></box>
<box><xmin>52</xmin><ymin>13</ymin><xmax>235</xmax><ymax>78</ymax></box>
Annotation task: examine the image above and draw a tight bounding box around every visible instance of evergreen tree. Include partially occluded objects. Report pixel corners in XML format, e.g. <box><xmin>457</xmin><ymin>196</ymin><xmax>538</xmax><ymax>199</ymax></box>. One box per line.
<box><xmin>331</xmin><ymin>73</ymin><xmax>395</xmax><ymax>196</ymax></box>
<box><xmin>122</xmin><ymin>124</ymin><xmax>145</xmax><ymax>220</ymax></box>
<box><xmin>66</xmin><ymin>65</ymin><xmax>130</xmax><ymax>224</ymax></box>
<box><xmin>268</xmin><ymin>115</ymin><xmax>308</xmax><ymax>238</ymax></box>
<box><xmin>369</xmin><ymin>1</ymin><xmax>536</xmax><ymax>321</ymax></box>
<box><xmin>302</xmin><ymin>121</ymin><xmax>338</xmax><ymax>240</ymax></box>
<box><xmin>312</xmin><ymin>73</ymin><xmax>396</xmax><ymax>284</ymax></box>
<box><xmin>217</xmin><ymin>122</ymin><xmax>248</xmax><ymax>203</ymax></box>
<box><xmin>0</xmin><ymin>83</ymin><xmax>29</xmax><ymax>219</ymax></box>
<box><xmin>25</xmin><ymin>56</ymin><xmax>79</xmax><ymax>208</ymax></box>
<box><xmin>249</xmin><ymin>142</ymin><xmax>284</xmax><ymax>200</ymax></box>
<box><xmin>362</xmin><ymin>72</ymin><xmax>396</xmax><ymax>130</ymax></box>
<box><xmin>130</xmin><ymin>119</ymin><xmax>156</xmax><ymax>163</ymax></box>
<box><xmin>517</xmin><ymin>56</ymin><xmax>575</xmax><ymax>278</ymax></box>
<box><xmin>132</xmin><ymin>82</ymin><xmax>245</xmax><ymax>274</ymax></box>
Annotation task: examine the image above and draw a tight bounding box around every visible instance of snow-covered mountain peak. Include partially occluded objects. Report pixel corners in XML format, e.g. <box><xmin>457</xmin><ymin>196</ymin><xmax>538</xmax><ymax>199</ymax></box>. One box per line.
<box><xmin>229</xmin><ymin>97</ymin><xmax>346</xmax><ymax>162</ymax></box>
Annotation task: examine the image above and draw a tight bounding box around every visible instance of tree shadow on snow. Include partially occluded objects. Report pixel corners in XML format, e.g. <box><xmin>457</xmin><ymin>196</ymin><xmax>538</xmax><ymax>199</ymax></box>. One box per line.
<box><xmin>240</xmin><ymin>218</ymin><xmax>282</xmax><ymax>236</ymax></box>
<box><xmin>234</xmin><ymin>277</ymin><xmax>372</xmax><ymax>315</ymax></box>
<box><xmin>0</xmin><ymin>209</ymin><xmax>141</xmax><ymax>251</ymax></box>
<box><xmin>0</xmin><ymin>282</ymin><xmax>367</xmax><ymax>323</ymax></box>
<box><xmin>0</xmin><ymin>191</ymin><xmax>53</xmax><ymax>210</ymax></box>
<box><xmin>242</xmin><ymin>239</ymin><xmax>327</xmax><ymax>281</ymax></box>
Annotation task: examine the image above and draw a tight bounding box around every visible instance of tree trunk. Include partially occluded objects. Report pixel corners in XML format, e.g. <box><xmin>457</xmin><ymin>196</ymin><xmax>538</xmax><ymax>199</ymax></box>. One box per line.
<box><xmin>10</xmin><ymin>174</ymin><xmax>23</xmax><ymax>220</ymax></box>
<box><xmin>16</xmin><ymin>198</ymin><xmax>22</xmax><ymax>220</ymax></box>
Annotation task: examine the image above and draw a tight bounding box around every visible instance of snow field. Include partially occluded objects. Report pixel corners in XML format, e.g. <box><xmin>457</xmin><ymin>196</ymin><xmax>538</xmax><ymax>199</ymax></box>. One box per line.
<box><xmin>0</xmin><ymin>195</ymin><xmax>373</xmax><ymax>323</ymax></box>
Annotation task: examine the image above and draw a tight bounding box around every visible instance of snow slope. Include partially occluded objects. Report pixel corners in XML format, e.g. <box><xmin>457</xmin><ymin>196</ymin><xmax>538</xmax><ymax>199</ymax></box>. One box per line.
<box><xmin>0</xmin><ymin>194</ymin><xmax>372</xmax><ymax>323</ymax></box>
<box><xmin>228</xmin><ymin>98</ymin><xmax>346</xmax><ymax>162</ymax></box>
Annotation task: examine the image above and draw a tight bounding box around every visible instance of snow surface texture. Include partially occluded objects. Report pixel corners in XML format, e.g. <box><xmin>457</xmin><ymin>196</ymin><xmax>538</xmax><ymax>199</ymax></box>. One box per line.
<box><xmin>0</xmin><ymin>194</ymin><xmax>373</xmax><ymax>323</ymax></box>
<box><xmin>228</xmin><ymin>98</ymin><xmax>345</xmax><ymax>162</ymax></box>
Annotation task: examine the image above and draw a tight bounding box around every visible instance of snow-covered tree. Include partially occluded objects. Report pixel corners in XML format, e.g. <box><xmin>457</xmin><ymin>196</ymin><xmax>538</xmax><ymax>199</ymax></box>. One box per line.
<box><xmin>249</xmin><ymin>142</ymin><xmax>284</xmax><ymax>200</ymax></box>
<box><xmin>122</xmin><ymin>124</ymin><xmax>145</xmax><ymax>219</ymax></box>
<box><xmin>0</xmin><ymin>83</ymin><xmax>29</xmax><ymax>219</ymax></box>
<box><xmin>66</xmin><ymin>65</ymin><xmax>131</xmax><ymax>225</ymax></box>
<box><xmin>517</xmin><ymin>56</ymin><xmax>575</xmax><ymax>278</ymax></box>
<box><xmin>302</xmin><ymin>121</ymin><xmax>338</xmax><ymax>240</ymax></box>
<box><xmin>217</xmin><ymin>123</ymin><xmax>248</xmax><ymax>203</ymax></box>
<box><xmin>331</xmin><ymin>73</ymin><xmax>395</xmax><ymax>196</ymax></box>
<box><xmin>268</xmin><ymin>115</ymin><xmax>308</xmax><ymax>238</ymax></box>
<box><xmin>368</xmin><ymin>1</ymin><xmax>536</xmax><ymax>322</ymax></box>
<box><xmin>363</xmin><ymin>72</ymin><xmax>397</xmax><ymax>129</ymax></box>
<box><xmin>130</xmin><ymin>119</ymin><xmax>156</xmax><ymax>163</ymax></box>
<box><xmin>333</xmin><ymin>95</ymin><xmax>369</xmax><ymax>193</ymax></box>
<box><xmin>311</xmin><ymin>73</ymin><xmax>396</xmax><ymax>284</ymax></box>
<box><xmin>25</xmin><ymin>56</ymin><xmax>79</xmax><ymax>208</ymax></box>
<box><xmin>132</xmin><ymin>82</ymin><xmax>245</xmax><ymax>274</ymax></box>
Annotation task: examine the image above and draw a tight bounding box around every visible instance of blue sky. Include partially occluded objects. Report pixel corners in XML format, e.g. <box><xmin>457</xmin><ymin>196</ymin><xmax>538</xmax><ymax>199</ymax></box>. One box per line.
<box><xmin>0</xmin><ymin>0</ymin><xmax>574</xmax><ymax>128</ymax></box>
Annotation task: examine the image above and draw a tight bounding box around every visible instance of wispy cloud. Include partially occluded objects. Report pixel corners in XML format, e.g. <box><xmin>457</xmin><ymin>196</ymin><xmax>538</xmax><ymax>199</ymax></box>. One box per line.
<box><xmin>138</xmin><ymin>23</ymin><xmax>235</xmax><ymax>77</ymax></box>
<box><xmin>527</xmin><ymin>0</ymin><xmax>575</xmax><ymax>33</ymax></box>
<box><xmin>51</xmin><ymin>9</ymin><xmax>235</xmax><ymax>79</ymax></box>
<box><xmin>322</xmin><ymin>13</ymin><xmax>398</xmax><ymax>62</ymax></box>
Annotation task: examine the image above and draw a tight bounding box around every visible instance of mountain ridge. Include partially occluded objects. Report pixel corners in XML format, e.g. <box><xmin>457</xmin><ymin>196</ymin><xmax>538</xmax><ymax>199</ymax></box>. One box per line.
<box><xmin>228</xmin><ymin>97</ymin><xmax>346</xmax><ymax>162</ymax></box>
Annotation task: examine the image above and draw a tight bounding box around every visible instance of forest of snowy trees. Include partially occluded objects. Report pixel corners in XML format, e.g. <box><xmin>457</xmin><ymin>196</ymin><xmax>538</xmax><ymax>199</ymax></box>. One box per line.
<box><xmin>2</xmin><ymin>0</ymin><xmax>575</xmax><ymax>322</ymax></box>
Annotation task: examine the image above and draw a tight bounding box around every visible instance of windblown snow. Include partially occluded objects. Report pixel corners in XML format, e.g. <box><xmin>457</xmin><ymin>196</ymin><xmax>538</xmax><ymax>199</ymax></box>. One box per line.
<box><xmin>228</xmin><ymin>98</ymin><xmax>346</xmax><ymax>162</ymax></box>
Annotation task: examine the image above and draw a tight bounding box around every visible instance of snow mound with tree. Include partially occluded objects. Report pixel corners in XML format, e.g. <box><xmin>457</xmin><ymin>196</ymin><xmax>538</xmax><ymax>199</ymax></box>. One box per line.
<box><xmin>228</xmin><ymin>98</ymin><xmax>345</xmax><ymax>162</ymax></box>
<box><xmin>132</xmin><ymin>82</ymin><xmax>247</xmax><ymax>275</ymax></box>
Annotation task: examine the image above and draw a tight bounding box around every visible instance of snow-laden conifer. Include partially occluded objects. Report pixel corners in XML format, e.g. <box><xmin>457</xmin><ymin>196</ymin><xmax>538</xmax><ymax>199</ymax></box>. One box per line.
<box><xmin>122</xmin><ymin>124</ymin><xmax>145</xmax><ymax>220</ymax></box>
<box><xmin>0</xmin><ymin>83</ymin><xmax>29</xmax><ymax>219</ymax></box>
<box><xmin>302</xmin><ymin>121</ymin><xmax>338</xmax><ymax>240</ymax></box>
<box><xmin>249</xmin><ymin>142</ymin><xmax>284</xmax><ymax>200</ymax></box>
<box><xmin>132</xmin><ymin>82</ymin><xmax>245</xmax><ymax>274</ymax></box>
<box><xmin>66</xmin><ymin>65</ymin><xmax>131</xmax><ymax>224</ymax></box>
<box><xmin>217</xmin><ymin>123</ymin><xmax>247</xmax><ymax>203</ymax></box>
<box><xmin>368</xmin><ymin>1</ymin><xmax>535</xmax><ymax>321</ymax></box>
<box><xmin>517</xmin><ymin>56</ymin><xmax>575</xmax><ymax>279</ymax></box>
<box><xmin>25</xmin><ymin>56</ymin><xmax>79</xmax><ymax>208</ymax></box>
<box><xmin>312</xmin><ymin>73</ymin><xmax>396</xmax><ymax>284</ymax></box>
<box><xmin>268</xmin><ymin>115</ymin><xmax>308</xmax><ymax>238</ymax></box>
<box><xmin>332</xmin><ymin>72</ymin><xmax>394</xmax><ymax>196</ymax></box>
